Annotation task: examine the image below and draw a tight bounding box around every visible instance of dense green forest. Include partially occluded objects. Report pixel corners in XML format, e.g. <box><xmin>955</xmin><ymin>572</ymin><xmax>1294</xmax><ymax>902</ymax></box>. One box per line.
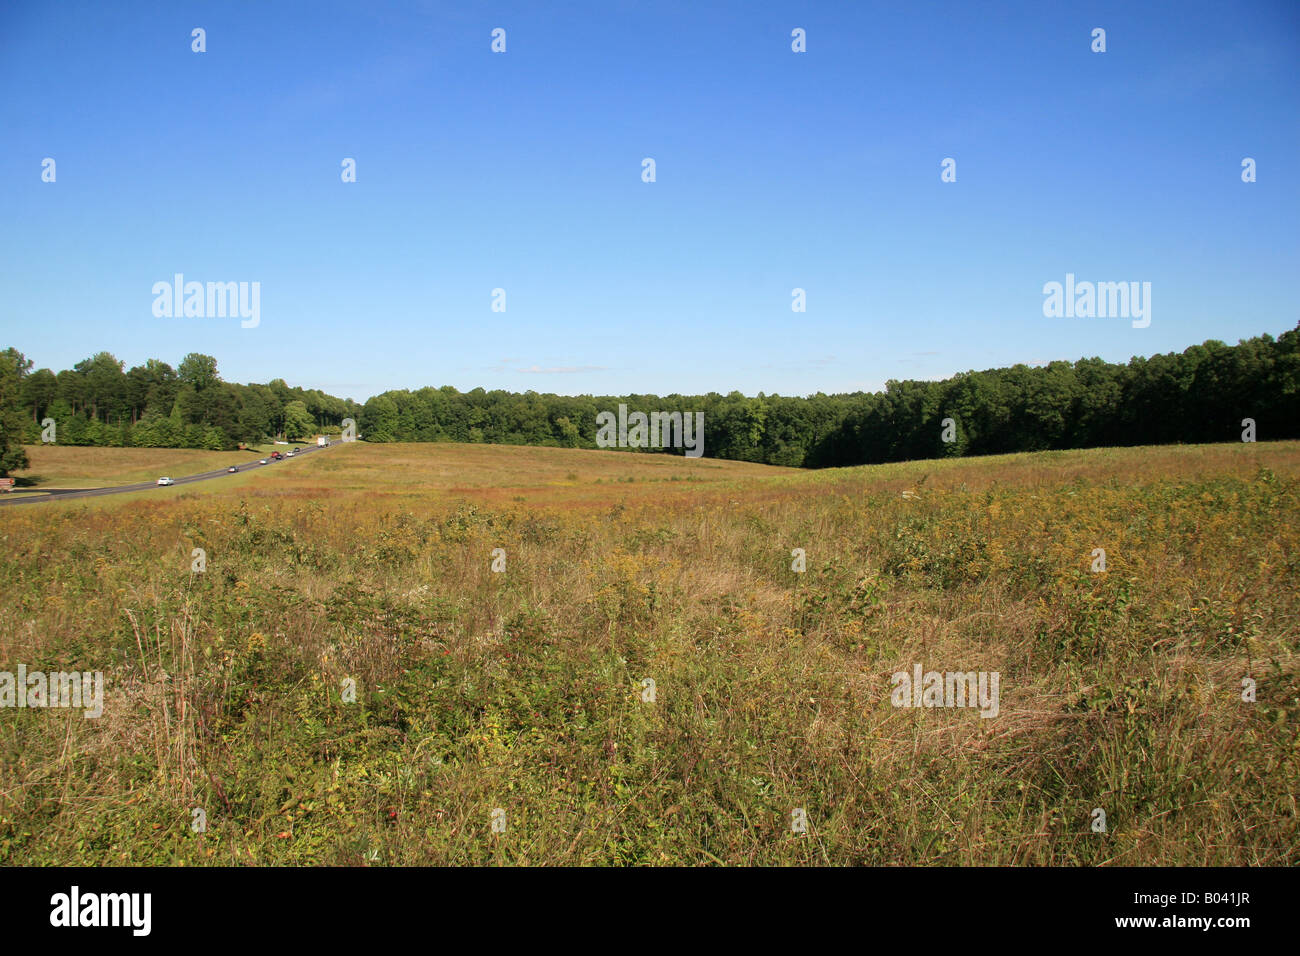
<box><xmin>2</xmin><ymin>326</ymin><xmax>1297</xmax><ymax>476</ymax></box>
<box><xmin>0</xmin><ymin>349</ymin><xmax>360</xmax><ymax>473</ymax></box>
<box><xmin>353</xmin><ymin>326</ymin><xmax>1300</xmax><ymax>466</ymax></box>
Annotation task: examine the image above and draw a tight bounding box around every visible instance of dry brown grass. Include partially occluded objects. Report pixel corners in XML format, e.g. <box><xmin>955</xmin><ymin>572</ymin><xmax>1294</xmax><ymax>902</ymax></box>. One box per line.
<box><xmin>12</xmin><ymin>443</ymin><xmax>293</xmax><ymax>488</ymax></box>
<box><xmin>1</xmin><ymin>440</ymin><xmax>1297</xmax><ymax>865</ymax></box>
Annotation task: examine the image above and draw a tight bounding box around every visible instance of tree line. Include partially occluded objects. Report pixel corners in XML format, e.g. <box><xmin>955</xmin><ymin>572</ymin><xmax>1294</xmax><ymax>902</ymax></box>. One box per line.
<box><xmin>0</xmin><ymin>350</ymin><xmax>361</xmax><ymax>473</ymax></box>
<box><xmin>353</xmin><ymin>327</ymin><xmax>1299</xmax><ymax>466</ymax></box>
<box><xmin>2</xmin><ymin>326</ymin><xmax>1297</xmax><ymax>477</ymax></box>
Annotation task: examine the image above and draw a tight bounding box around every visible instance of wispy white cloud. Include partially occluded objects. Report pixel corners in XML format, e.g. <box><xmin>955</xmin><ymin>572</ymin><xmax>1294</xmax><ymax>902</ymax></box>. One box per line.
<box><xmin>516</xmin><ymin>365</ymin><xmax>609</xmax><ymax>374</ymax></box>
<box><xmin>758</xmin><ymin>356</ymin><xmax>838</xmax><ymax>371</ymax></box>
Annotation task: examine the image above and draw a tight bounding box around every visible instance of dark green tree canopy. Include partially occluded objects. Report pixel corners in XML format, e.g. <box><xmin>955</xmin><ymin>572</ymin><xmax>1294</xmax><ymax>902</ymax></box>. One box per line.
<box><xmin>3</xmin><ymin>326</ymin><xmax>1297</xmax><ymax>462</ymax></box>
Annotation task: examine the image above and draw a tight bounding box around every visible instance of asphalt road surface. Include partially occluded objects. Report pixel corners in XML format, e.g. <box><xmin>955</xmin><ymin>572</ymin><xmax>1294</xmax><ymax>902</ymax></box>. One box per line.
<box><xmin>0</xmin><ymin>440</ymin><xmax>338</xmax><ymax>508</ymax></box>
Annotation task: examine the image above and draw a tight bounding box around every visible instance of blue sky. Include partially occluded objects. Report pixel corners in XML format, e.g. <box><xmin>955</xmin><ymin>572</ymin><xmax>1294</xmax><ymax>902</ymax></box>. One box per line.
<box><xmin>2</xmin><ymin>0</ymin><xmax>1297</xmax><ymax>402</ymax></box>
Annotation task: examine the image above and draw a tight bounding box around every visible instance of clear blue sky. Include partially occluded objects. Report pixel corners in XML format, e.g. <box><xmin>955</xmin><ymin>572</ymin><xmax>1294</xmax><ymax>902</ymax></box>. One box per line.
<box><xmin>2</xmin><ymin>0</ymin><xmax>1297</xmax><ymax>402</ymax></box>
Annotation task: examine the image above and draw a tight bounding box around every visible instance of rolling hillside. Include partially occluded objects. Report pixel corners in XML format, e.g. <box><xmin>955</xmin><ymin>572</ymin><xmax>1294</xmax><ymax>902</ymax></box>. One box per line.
<box><xmin>1</xmin><ymin>441</ymin><xmax>1297</xmax><ymax>865</ymax></box>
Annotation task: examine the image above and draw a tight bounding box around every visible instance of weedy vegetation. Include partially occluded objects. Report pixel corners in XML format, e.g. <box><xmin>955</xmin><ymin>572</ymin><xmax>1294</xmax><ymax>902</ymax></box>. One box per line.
<box><xmin>1</xmin><ymin>440</ymin><xmax>1297</xmax><ymax>865</ymax></box>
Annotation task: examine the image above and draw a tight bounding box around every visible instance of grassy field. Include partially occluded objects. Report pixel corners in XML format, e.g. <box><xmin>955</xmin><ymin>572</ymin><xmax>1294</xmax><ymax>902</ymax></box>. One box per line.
<box><xmin>9</xmin><ymin>442</ymin><xmax>317</xmax><ymax>489</ymax></box>
<box><xmin>1</xmin><ymin>440</ymin><xmax>1297</xmax><ymax>865</ymax></box>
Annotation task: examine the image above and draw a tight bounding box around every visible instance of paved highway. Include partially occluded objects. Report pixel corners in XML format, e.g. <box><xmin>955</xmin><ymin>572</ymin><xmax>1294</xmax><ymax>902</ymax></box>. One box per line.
<box><xmin>0</xmin><ymin>440</ymin><xmax>338</xmax><ymax>508</ymax></box>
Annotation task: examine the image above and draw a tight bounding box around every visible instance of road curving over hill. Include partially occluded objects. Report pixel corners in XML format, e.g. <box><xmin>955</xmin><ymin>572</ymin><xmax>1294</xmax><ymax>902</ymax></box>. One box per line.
<box><xmin>0</xmin><ymin>440</ymin><xmax>338</xmax><ymax>508</ymax></box>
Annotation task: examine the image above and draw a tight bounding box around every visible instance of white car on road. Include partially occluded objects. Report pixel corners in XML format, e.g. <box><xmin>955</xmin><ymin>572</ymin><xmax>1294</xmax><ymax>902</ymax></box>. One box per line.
<box><xmin>157</xmin><ymin>477</ymin><xmax>175</xmax><ymax>486</ymax></box>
